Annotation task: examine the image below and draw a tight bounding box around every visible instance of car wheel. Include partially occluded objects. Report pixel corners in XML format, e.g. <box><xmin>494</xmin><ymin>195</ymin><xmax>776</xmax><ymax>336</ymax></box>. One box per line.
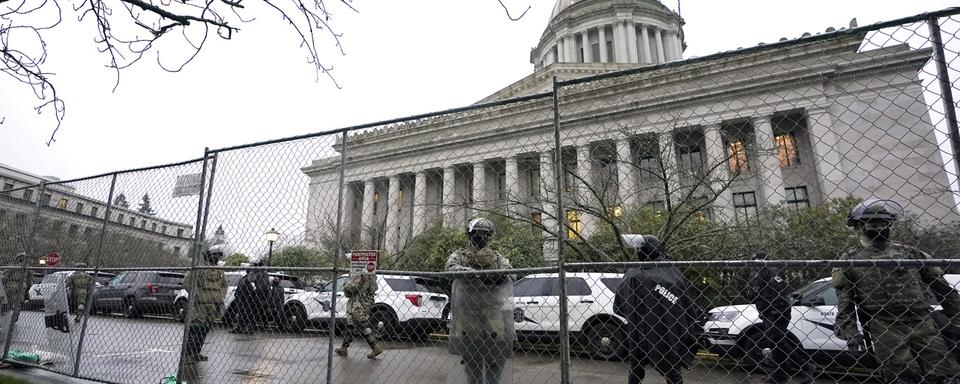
<box><xmin>736</xmin><ymin>330</ymin><xmax>773</xmax><ymax>371</ymax></box>
<box><xmin>284</xmin><ymin>304</ymin><xmax>307</xmax><ymax>332</ymax></box>
<box><xmin>123</xmin><ymin>297</ymin><xmax>141</xmax><ymax>319</ymax></box>
<box><xmin>585</xmin><ymin>321</ymin><xmax>625</xmax><ymax>360</ymax></box>
<box><xmin>173</xmin><ymin>300</ymin><xmax>186</xmax><ymax>322</ymax></box>
<box><xmin>370</xmin><ymin>308</ymin><xmax>398</xmax><ymax>340</ymax></box>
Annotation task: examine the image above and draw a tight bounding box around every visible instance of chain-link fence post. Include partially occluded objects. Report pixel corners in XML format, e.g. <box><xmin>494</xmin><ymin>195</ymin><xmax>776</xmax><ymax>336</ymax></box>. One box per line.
<box><xmin>72</xmin><ymin>172</ymin><xmax>117</xmax><ymax>376</ymax></box>
<box><xmin>552</xmin><ymin>76</ymin><xmax>572</xmax><ymax>384</ymax></box>
<box><xmin>175</xmin><ymin>149</ymin><xmax>213</xmax><ymax>383</ymax></box>
<box><xmin>928</xmin><ymin>16</ymin><xmax>960</xmax><ymax>176</ymax></box>
<box><xmin>2</xmin><ymin>181</ymin><xmax>45</xmax><ymax>360</ymax></box>
<box><xmin>325</xmin><ymin>130</ymin><xmax>349</xmax><ymax>384</ymax></box>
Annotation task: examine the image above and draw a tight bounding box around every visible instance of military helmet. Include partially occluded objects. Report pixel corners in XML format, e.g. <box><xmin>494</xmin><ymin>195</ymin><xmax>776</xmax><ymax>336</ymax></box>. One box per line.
<box><xmin>75</xmin><ymin>262</ymin><xmax>87</xmax><ymax>268</ymax></box>
<box><xmin>206</xmin><ymin>244</ymin><xmax>228</xmax><ymax>257</ymax></box>
<box><xmin>466</xmin><ymin>217</ymin><xmax>495</xmax><ymax>235</ymax></box>
<box><xmin>847</xmin><ymin>199</ymin><xmax>903</xmax><ymax>227</ymax></box>
<box><xmin>621</xmin><ymin>234</ymin><xmax>664</xmax><ymax>260</ymax></box>
<box><xmin>14</xmin><ymin>252</ymin><xmax>25</xmax><ymax>261</ymax></box>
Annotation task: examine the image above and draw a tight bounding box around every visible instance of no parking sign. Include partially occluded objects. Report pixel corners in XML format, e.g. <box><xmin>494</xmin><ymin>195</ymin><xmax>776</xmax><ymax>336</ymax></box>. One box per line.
<box><xmin>349</xmin><ymin>250</ymin><xmax>378</xmax><ymax>275</ymax></box>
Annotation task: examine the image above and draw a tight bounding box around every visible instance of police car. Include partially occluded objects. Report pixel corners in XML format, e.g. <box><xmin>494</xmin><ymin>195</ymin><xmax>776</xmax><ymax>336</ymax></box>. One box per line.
<box><xmin>511</xmin><ymin>272</ymin><xmax>626</xmax><ymax>359</ymax></box>
<box><xmin>702</xmin><ymin>274</ymin><xmax>960</xmax><ymax>367</ymax></box>
<box><xmin>283</xmin><ymin>274</ymin><xmax>448</xmax><ymax>338</ymax></box>
<box><xmin>27</xmin><ymin>271</ymin><xmax>114</xmax><ymax>310</ymax></box>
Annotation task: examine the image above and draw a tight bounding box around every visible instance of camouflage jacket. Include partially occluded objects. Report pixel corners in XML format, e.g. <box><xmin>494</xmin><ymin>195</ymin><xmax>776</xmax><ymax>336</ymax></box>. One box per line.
<box><xmin>184</xmin><ymin>264</ymin><xmax>227</xmax><ymax>306</ymax></box>
<box><xmin>67</xmin><ymin>271</ymin><xmax>94</xmax><ymax>304</ymax></box>
<box><xmin>343</xmin><ymin>274</ymin><xmax>376</xmax><ymax>323</ymax></box>
<box><xmin>833</xmin><ymin>243</ymin><xmax>960</xmax><ymax>338</ymax></box>
<box><xmin>2</xmin><ymin>268</ymin><xmax>30</xmax><ymax>304</ymax></box>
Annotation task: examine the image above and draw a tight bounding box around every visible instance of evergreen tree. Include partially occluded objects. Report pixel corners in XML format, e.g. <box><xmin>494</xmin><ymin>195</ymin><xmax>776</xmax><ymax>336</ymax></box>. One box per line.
<box><xmin>211</xmin><ymin>225</ymin><xmax>227</xmax><ymax>245</ymax></box>
<box><xmin>137</xmin><ymin>193</ymin><xmax>155</xmax><ymax>215</ymax></box>
<box><xmin>113</xmin><ymin>193</ymin><xmax>130</xmax><ymax>208</ymax></box>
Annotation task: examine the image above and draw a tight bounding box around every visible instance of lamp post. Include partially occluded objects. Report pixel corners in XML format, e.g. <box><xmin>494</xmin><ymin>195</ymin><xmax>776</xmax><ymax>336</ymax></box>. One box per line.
<box><xmin>264</xmin><ymin>228</ymin><xmax>280</xmax><ymax>267</ymax></box>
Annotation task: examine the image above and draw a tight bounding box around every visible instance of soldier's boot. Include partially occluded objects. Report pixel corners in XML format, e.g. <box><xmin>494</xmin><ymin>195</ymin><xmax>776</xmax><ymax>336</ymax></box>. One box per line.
<box><xmin>335</xmin><ymin>343</ymin><xmax>349</xmax><ymax>357</ymax></box>
<box><xmin>366</xmin><ymin>343</ymin><xmax>383</xmax><ymax>359</ymax></box>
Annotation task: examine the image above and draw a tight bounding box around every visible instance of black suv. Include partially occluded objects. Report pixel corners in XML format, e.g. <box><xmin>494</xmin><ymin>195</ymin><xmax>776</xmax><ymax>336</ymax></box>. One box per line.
<box><xmin>93</xmin><ymin>271</ymin><xmax>184</xmax><ymax>318</ymax></box>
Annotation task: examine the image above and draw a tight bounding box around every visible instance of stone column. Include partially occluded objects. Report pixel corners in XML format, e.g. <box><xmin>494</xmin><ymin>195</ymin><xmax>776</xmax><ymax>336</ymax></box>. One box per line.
<box><xmin>581</xmin><ymin>31</ymin><xmax>592</xmax><ymax>63</ymax></box>
<box><xmin>659</xmin><ymin>130</ymin><xmax>681</xmax><ymax>204</ymax></box>
<box><xmin>754</xmin><ymin>116</ymin><xmax>785</xmax><ymax>208</ymax></box>
<box><xmin>341</xmin><ymin>182</ymin><xmax>357</xmax><ymax>243</ymax></box>
<box><xmin>703</xmin><ymin>123</ymin><xmax>737</xmax><ymax>221</ymax></box>
<box><xmin>639</xmin><ymin>24</ymin><xmax>652</xmax><ymax>64</ymax></box>
<box><xmin>566</xmin><ymin>34</ymin><xmax>577</xmax><ymax>63</ymax></box>
<box><xmin>556</xmin><ymin>40</ymin><xmax>564</xmax><ymax>63</ymax></box>
<box><xmin>616</xmin><ymin>138</ymin><xmax>637</xmax><ymax>208</ymax></box>
<box><xmin>385</xmin><ymin>175</ymin><xmax>401</xmax><ymax>254</ymax></box>
<box><xmin>654</xmin><ymin>28</ymin><xmax>665</xmax><ymax>63</ymax></box>
<box><xmin>540</xmin><ymin>150</ymin><xmax>559</xmax><ymax>263</ymax></box>
<box><xmin>806</xmin><ymin>107</ymin><xmax>848</xmax><ymax>200</ymax></box>
<box><xmin>614</xmin><ymin>21</ymin><xmax>627</xmax><ymax>62</ymax></box>
<box><xmin>674</xmin><ymin>30</ymin><xmax>684</xmax><ymax>59</ymax></box>
<box><xmin>472</xmin><ymin>162</ymin><xmax>486</xmax><ymax>211</ymax></box>
<box><xmin>663</xmin><ymin>32</ymin><xmax>675</xmax><ymax>61</ymax></box>
<box><xmin>505</xmin><ymin>156</ymin><xmax>520</xmax><ymax>215</ymax></box>
<box><xmin>360</xmin><ymin>179</ymin><xmax>376</xmax><ymax>247</ymax></box>
<box><xmin>626</xmin><ymin>21</ymin><xmax>639</xmax><ymax>63</ymax></box>
<box><xmin>442</xmin><ymin>166</ymin><xmax>457</xmax><ymax>227</ymax></box>
<box><xmin>412</xmin><ymin>171</ymin><xmax>427</xmax><ymax>236</ymax></box>
<box><xmin>598</xmin><ymin>26</ymin><xmax>608</xmax><ymax>63</ymax></box>
<box><xmin>575</xmin><ymin>144</ymin><xmax>596</xmax><ymax>238</ymax></box>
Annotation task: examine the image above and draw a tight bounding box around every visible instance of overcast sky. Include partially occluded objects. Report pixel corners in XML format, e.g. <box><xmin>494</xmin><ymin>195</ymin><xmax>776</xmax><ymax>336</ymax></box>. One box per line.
<box><xmin>2</xmin><ymin>0</ymin><xmax>958</xmax><ymax>180</ymax></box>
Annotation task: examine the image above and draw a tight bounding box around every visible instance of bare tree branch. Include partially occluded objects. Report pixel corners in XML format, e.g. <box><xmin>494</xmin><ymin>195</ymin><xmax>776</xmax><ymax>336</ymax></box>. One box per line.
<box><xmin>496</xmin><ymin>0</ymin><xmax>529</xmax><ymax>21</ymax></box>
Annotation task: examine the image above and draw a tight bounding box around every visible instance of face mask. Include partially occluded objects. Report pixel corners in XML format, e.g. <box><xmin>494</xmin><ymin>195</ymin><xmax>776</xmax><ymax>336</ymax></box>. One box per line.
<box><xmin>863</xmin><ymin>228</ymin><xmax>890</xmax><ymax>245</ymax></box>
<box><xmin>469</xmin><ymin>232</ymin><xmax>489</xmax><ymax>250</ymax></box>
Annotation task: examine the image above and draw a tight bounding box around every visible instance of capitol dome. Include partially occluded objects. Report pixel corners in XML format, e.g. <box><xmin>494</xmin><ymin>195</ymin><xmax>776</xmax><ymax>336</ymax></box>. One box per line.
<box><xmin>532</xmin><ymin>0</ymin><xmax>685</xmax><ymax>69</ymax></box>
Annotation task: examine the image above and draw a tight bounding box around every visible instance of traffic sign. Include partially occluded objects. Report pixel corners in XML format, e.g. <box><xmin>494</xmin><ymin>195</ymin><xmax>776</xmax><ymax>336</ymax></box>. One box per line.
<box><xmin>44</xmin><ymin>251</ymin><xmax>61</xmax><ymax>267</ymax></box>
<box><xmin>350</xmin><ymin>250</ymin><xmax>378</xmax><ymax>275</ymax></box>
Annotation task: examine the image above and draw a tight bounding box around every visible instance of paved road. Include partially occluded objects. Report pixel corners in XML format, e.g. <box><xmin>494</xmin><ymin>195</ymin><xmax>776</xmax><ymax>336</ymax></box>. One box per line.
<box><xmin>5</xmin><ymin>311</ymin><xmax>866</xmax><ymax>384</ymax></box>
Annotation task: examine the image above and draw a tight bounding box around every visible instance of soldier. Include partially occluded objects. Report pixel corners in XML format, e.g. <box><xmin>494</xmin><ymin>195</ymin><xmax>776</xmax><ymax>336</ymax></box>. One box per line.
<box><xmin>747</xmin><ymin>252</ymin><xmax>815</xmax><ymax>384</ymax></box>
<box><xmin>833</xmin><ymin>199</ymin><xmax>960</xmax><ymax>384</ymax></box>
<box><xmin>446</xmin><ymin>217</ymin><xmax>514</xmax><ymax>384</ymax></box>
<box><xmin>66</xmin><ymin>262</ymin><xmax>94</xmax><ymax>323</ymax></box>
<box><xmin>335</xmin><ymin>265</ymin><xmax>383</xmax><ymax>359</ymax></box>
<box><xmin>183</xmin><ymin>244</ymin><xmax>227</xmax><ymax>365</ymax></box>
<box><xmin>613</xmin><ymin>235</ymin><xmax>701</xmax><ymax>384</ymax></box>
<box><xmin>2</xmin><ymin>253</ymin><xmax>30</xmax><ymax>323</ymax></box>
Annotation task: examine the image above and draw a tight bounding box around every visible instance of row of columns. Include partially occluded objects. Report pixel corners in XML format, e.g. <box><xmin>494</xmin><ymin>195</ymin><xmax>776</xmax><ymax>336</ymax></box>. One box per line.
<box><xmin>549</xmin><ymin>20</ymin><xmax>681</xmax><ymax>66</ymax></box>
<box><xmin>354</xmin><ymin>112</ymin><xmax>833</xmax><ymax>252</ymax></box>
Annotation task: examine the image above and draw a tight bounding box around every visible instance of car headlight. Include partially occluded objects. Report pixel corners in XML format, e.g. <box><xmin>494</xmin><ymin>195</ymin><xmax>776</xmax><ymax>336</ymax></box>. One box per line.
<box><xmin>708</xmin><ymin>310</ymin><xmax>740</xmax><ymax>322</ymax></box>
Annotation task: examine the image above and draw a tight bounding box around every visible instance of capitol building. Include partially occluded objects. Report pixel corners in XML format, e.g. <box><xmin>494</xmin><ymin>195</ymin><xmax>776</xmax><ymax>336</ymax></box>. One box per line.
<box><xmin>303</xmin><ymin>0</ymin><xmax>958</xmax><ymax>262</ymax></box>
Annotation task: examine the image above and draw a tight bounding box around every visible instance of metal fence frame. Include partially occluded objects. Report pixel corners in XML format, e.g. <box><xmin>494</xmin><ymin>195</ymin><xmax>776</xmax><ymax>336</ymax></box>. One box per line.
<box><xmin>1</xmin><ymin>7</ymin><xmax>959</xmax><ymax>384</ymax></box>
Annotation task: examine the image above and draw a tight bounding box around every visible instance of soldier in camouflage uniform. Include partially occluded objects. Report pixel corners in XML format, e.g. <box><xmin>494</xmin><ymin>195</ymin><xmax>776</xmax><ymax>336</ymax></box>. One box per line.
<box><xmin>183</xmin><ymin>245</ymin><xmax>227</xmax><ymax>365</ymax></box>
<box><xmin>2</xmin><ymin>253</ymin><xmax>30</xmax><ymax>323</ymax></box>
<box><xmin>833</xmin><ymin>199</ymin><xmax>960</xmax><ymax>384</ymax></box>
<box><xmin>66</xmin><ymin>262</ymin><xmax>94</xmax><ymax>323</ymax></box>
<box><xmin>446</xmin><ymin>217</ymin><xmax>514</xmax><ymax>384</ymax></box>
<box><xmin>335</xmin><ymin>268</ymin><xmax>382</xmax><ymax>359</ymax></box>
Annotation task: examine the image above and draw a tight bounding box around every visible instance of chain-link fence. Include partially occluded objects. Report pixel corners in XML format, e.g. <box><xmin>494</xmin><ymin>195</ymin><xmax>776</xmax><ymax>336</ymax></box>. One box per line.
<box><xmin>2</xmin><ymin>6</ymin><xmax>960</xmax><ymax>384</ymax></box>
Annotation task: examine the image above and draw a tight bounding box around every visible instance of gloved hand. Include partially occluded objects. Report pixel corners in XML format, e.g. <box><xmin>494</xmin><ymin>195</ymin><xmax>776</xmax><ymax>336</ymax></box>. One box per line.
<box><xmin>846</xmin><ymin>333</ymin><xmax>865</xmax><ymax>353</ymax></box>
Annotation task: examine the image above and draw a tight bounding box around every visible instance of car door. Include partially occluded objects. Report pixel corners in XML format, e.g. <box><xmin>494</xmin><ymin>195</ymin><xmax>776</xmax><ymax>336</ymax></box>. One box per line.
<box><xmin>792</xmin><ymin>284</ymin><xmax>845</xmax><ymax>351</ymax></box>
<box><xmin>563</xmin><ymin>277</ymin><xmax>595</xmax><ymax>332</ymax></box>
<box><xmin>512</xmin><ymin>277</ymin><xmax>553</xmax><ymax>332</ymax></box>
<box><xmin>97</xmin><ymin>272</ymin><xmax>127</xmax><ymax>310</ymax></box>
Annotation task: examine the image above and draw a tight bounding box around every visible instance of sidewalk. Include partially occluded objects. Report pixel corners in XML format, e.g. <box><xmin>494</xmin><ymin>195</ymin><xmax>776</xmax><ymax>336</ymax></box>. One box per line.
<box><xmin>0</xmin><ymin>365</ymin><xmax>101</xmax><ymax>384</ymax></box>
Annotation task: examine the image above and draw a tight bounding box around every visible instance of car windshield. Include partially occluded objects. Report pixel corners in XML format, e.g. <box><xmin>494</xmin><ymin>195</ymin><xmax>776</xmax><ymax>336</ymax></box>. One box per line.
<box><xmin>41</xmin><ymin>274</ymin><xmax>61</xmax><ymax>284</ymax></box>
<box><xmin>385</xmin><ymin>278</ymin><xmax>419</xmax><ymax>292</ymax></box>
<box><xmin>792</xmin><ymin>280</ymin><xmax>830</xmax><ymax>300</ymax></box>
<box><xmin>322</xmin><ymin>277</ymin><xmax>349</xmax><ymax>293</ymax></box>
<box><xmin>271</xmin><ymin>275</ymin><xmax>302</xmax><ymax>290</ymax></box>
<box><xmin>227</xmin><ymin>274</ymin><xmax>244</xmax><ymax>287</ymax></box>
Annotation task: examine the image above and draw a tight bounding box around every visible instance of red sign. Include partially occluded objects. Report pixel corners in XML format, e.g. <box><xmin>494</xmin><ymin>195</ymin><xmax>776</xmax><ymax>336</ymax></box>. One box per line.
<box><xmin>44</xmin><ymin>251</ymin><xmax>61</xmax><ymax>267</ymax></box>
<box><xmin>350</xmin><ymin>250</ymin><xmax>378</xmax><ymax>275</ymax></box>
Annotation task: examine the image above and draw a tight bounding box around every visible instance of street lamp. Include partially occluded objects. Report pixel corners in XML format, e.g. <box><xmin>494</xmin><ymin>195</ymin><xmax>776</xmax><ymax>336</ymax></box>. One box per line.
<box><xmin>264</xmin><ymin>228</ymin><xmax>280</xmax><ymax>267</ymax></box>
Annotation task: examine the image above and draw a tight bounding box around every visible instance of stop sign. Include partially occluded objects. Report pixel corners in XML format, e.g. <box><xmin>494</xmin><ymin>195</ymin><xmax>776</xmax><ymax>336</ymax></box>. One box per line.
<box><xmin>44</xmin><ymin>251</ymin><xmax>61</xmax><ymax>267</ymax></box>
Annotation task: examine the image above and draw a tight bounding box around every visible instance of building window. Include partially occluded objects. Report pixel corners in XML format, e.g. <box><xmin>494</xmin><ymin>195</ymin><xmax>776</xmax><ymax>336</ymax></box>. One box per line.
<box><xmin>173</xmin><ymin>247</ymin><xmax>181</xmax><ymax>256</ymax></box>
<box><xmin>68</xmin><ymin>224</ymin><xmax>79</xmax><ymax>237</ymax></box>
<box><xmin>606</xmin><ymin>41</ymin><xmax>614</xmax><ymax>62</ymax></box>
<box><xmin>90</xmin><ymin>206</ymin><xmax>99</xmax><ymax>218</ymax></box>
<box><xmin>140</xmin><ymin>220</ymin><xmax>146</xmax><ymax>229</ymax></box>
<box><xmin>530</xmin><ymin>212</ymin><xmax>543</xmax><ymax>235</ymax></box>
<box><xmin>785</xmin><ymin>186</ymin><xmax>810</xmax><ymax>209</ymax></box>
<box><xmin>496</xmin><ymin>171</ymin><xmax>507</xmax><ymax>200</ymax></box>
<box><xmin>57</xmin><ymin>198</ymin><xmax>69</xmax><ymax>209</ymax></box>
<box><xmin>75</xmin><ymin>202</ymin><xmax>84</xmax><ymax>214</ymax></box>
<box><xmin>566</xmin><ymin>210</ymin><xmax>583</xmax><ymax>240</ymax></box>
<box><xmin>117</xmin><ymin>213</ymin><xmax>125</xmax><ymax>223</ymax></box>
<box><xmin>727</xmin><ymin>141</ymin><xmax>749</xmax><ymax>172</ymax></box>
<box><xmin>151</xmin><ymin>223</ymin><xmax>157</xmax><ymax>232</ymax></box>
<box><xmin>83</xmin><ymin>228</ymin><xmax>93</xmax><ymax>237</ymax></box>
<box><xmin>2</xmin><ymin>183</ymin><xmax>13</xmax><ymax>191</ymax></box>
<box><xmin>591</xmin><ymin>43</ymin><xmax>601</xmax><ymax>62</ymax></box>
<box><xmin>162</xmin><ymin>225</ymin><xmax>167</xmax><ymax>234</ymax></box>
<box><xmin>529</xmin><ymin>164</ymin><xmax>541</xmax><ymax>198</ymax></box>
<box><xmin>775</xmin><ymin>134</ymin><xmax>800</xmax><ymax>167</ymax></box>
<box><xmin>177</xmin><ymin>228</ymin><xmax>185</xmax><ymax>237</ymax></box>
<box><xmin>678</xmin><ymin>145</ymin><xmax>703</xmax><ymax>177</ymax></box>
<box><xmin>129</xmin><ymin>217</ymin><xmax>135</xmax><ymax>226</ymax></box>
<box><xmin>638</xmin><ymin>155</ymin><xmax>659</xmax><ymax>183</ymax></box>
<box><xmin>40</xmin><ymin>193</ymin><xmax>51</xmax><ymax>205</ymax></box>
<box><xmin>733</xmin><ymin>192</ymin><xmax>758</xmax><ymax>221</ymax></box>
<box><xmin>22</xmin><ymin>189</ymin><xmax>33</xmax><ymax>201</ymax></box>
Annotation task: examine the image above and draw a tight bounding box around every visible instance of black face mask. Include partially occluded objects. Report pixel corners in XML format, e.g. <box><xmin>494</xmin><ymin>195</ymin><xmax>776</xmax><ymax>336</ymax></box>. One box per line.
<box><xmin>469</xmin><ymin>233</ymin><xmax>489</xmax><ymax>250</ymax></box>
<box><xmin>863</xmin><ymin>228</ymin><xmax>891</xmax><ymax>245</ymax></box>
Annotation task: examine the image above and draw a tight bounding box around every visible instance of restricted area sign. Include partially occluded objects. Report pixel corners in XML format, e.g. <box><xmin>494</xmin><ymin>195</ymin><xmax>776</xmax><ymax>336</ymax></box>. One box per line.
<box><xmin>349</xmin><ymin>250</ymin><xmax>378</xmax><ymax>275</ymax></box>
<box><xmin>44</xmin><ymin>251</ymin><xmax>61</xmax><ymax>267</ymax></box>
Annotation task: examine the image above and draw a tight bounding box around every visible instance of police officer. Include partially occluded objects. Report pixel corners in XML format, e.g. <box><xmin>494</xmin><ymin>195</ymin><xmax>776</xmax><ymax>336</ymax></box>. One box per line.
<box><xmin>335</xmin><ymin>266</ymin><xmax>382</xmax><ymax>359</ymax></box>
<box><xmin>747</xmin><ymin>252</ymin><xmax>815</xmax><ymax>384</ymax></box>
<box><xmin>66</xmin><ymin>262</ymin><xmax>94</xmax><ymax>323</ymax></box>
<box><xmin>183</xmin><ymin>244</ymin><xmax>227</xmax><ymax>365</ymax></box>
<box><xmin>446</xmin><ymin>217</ymin><xmax>514</xmax><ymax>384</ymax></box>
<box><xmin>2</xmin><ymin>253</ymin><xmax>30</xmax><ymax>323</ymax></box>
<box><xmin>613</xmin><ymin>235</ymin><xmax>701</xmax><ymax>384</ymax></box>
<box><xmin>833</xmin><ymin>199</ymin><xmax>960</xmax><ymax>384</ymax></box>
